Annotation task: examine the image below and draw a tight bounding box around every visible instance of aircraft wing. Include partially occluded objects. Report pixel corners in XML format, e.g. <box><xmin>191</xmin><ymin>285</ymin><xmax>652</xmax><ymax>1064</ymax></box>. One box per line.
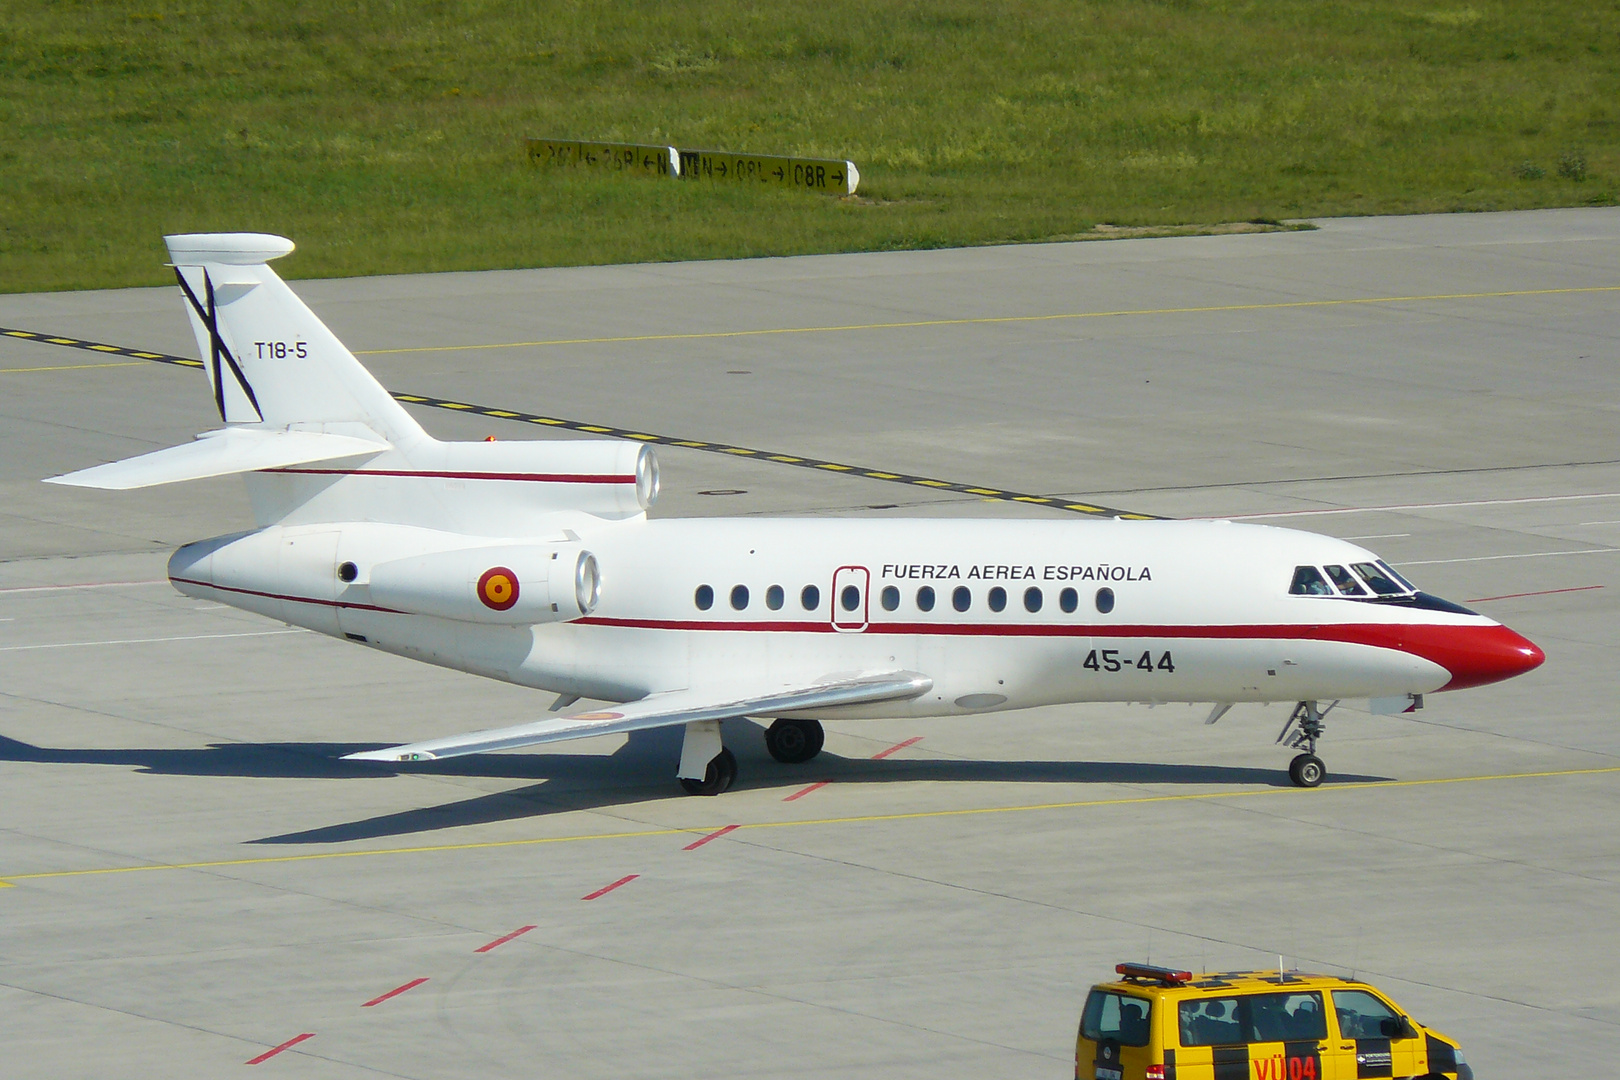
<box><xmin>342</xmin><ymin>671</ymin><xmax>933</xmax><ymax>762</ymax></box>
<box><xmin>45</xmin><ymin>426</ymin><xmax>390</xmax><ymax>490</ymax></box>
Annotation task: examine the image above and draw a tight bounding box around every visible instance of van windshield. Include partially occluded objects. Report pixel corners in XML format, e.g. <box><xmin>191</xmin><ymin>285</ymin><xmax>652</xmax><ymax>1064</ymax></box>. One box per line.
<box><xmin>1081</xmin><ymin>990</ymin><xmax>1153</xmax><ymax>1047</ymax></box>
<box><xmin>1178</xmin><ymin>991</ymin><xmax>1326</xmax><ymax>1046</ymax></box>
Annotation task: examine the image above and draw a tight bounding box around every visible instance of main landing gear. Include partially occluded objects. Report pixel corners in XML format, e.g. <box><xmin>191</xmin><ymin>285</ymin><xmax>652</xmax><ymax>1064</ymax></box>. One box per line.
<box><xmin>675</xmin><ymin>718</ymin><xmax>828</xmax><ymax>796</ymax></box>
<box><xmin>763</xmin><ymin>719</ymin><xmax>825</xmax><ymax>764</ymax></box>
<box><xmin>1276</xmin><ymin>700</ymin><xmax>1337</xmax><ymax>788</ymax></box>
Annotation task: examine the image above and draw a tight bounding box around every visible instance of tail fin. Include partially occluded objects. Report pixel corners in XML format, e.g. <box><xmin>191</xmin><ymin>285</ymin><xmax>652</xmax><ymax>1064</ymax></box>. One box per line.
<box><xmin>165</xmin><ymin>233</ymin><xmax>426</xmax><ymax>446</ymax></box>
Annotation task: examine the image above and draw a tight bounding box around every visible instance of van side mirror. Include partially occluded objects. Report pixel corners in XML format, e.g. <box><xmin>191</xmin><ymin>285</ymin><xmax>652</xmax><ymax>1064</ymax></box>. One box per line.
<box><xmin>1380</xmin><ymin>1017</ymin><xmax>1417</xmax><ymax>1039</ymax></box>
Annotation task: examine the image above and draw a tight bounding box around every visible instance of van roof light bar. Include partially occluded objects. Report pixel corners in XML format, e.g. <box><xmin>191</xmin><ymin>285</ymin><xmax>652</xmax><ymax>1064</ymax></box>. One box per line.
<box><xmin>1116</xmin><ymin>962</ymin><xmax>1193</xmax><ymax>985</ymax></box>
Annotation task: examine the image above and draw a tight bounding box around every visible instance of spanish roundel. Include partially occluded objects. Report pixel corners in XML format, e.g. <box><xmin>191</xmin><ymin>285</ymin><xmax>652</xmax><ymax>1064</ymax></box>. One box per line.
<box><xmin>477</xmin><ymin>566</ymin><xmax>519</xmax><ymax>611</ymax></box>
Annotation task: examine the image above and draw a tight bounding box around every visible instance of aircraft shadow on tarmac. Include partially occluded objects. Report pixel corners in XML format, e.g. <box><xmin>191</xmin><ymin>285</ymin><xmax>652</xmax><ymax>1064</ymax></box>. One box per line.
<box><xmin>0</xmin><ymin>728</ymin><xmax>1389</xmax><ymax>846</ymax></box>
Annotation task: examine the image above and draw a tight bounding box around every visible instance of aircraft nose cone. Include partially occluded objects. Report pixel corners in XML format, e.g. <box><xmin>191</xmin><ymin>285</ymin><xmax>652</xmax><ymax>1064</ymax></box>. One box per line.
<box><xmin>1439</xmin><ymin>624</ymin><xmax>1545</xmax><ymax>691</ymax></box>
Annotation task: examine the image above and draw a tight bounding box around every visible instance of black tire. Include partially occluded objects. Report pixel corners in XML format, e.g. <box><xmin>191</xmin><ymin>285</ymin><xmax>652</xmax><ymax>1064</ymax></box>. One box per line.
<box><xmin>764</xmin><ymin>719</ymin><xmax>825</xmax><ymax>764</ymax></box>
<box><xmin>679</xmin><ymin>747</ymin><xmax>738</xmax><ymax>796</ymax></box>
<box><xmin>1288</xmin><ymin>753</ymin><xmax>1325</xmax><ymax>788</ymax></box>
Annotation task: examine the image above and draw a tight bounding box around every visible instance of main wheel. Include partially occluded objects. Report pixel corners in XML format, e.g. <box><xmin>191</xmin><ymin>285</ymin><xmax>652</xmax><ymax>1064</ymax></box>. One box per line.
<box><xmin>1288</xmin><ymin>753</ymin><xmax>1325</xmax><ymax>788</ymax></box>
<box><xmin>764</xmin><ymin>719</ymin><xmax>825</xmax><ymax>764</ymax></box>
<box><xmin>679</xmin><ymin>747</ymin><xmax>738</xmax><ymax>796</ymax></box>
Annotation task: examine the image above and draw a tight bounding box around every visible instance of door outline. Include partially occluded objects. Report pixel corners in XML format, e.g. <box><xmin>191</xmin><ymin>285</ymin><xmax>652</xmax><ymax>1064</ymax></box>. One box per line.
<box><xmin>831</xmin><ymin>566</ymin><xmax>869</xmax><ymax>632</ymax></box>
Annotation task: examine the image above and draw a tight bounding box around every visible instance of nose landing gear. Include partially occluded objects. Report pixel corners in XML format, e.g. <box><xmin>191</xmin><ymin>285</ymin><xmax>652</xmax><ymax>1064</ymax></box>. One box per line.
<box><xmin>1277</xmin><ymin>700</ymin><xmax>1337</xmax><ymax>788</ymax></box>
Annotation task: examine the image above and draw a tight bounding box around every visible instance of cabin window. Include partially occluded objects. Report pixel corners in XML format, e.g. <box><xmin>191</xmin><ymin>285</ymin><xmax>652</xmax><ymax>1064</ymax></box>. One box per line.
<box><xmin>841</xmin><ymin>585</ymin><xmax>861</xmax><ymax>612</ymax></box>
<box><xmin>952</xmin><ymin>586</ymin><xmax>972</xmax><ymax>612</ymax></box>
<box><xmin>881</xmin><ymin>585</ymin><xmax>900</xmax><ymax>611</ymax></box>
<box><xmin>1289</xmin><ymin>566</ymin><xmax>1332</xmax><ymax>596</ymax></box>
<box><xmin>1024</xmin><ymin>587</ymin><xmax>1043</xmax><ymax>613</ymax></box>
<box><xmin>1324</xmin><ymin>564</ymin><xmax>1367</xmax><ymax>595</ymax></box>
<box><xmin>801</xmin><ymin>584</ymin><xmax>820</xmax><ymax>611</ymax></box>
<box><xmin>988</xmin><ymin>586</ymin><xmax>1007</xmax><ymax>612</ymax></box>
<box><xmin>1352</xmin><ymin>562</ymin><xmax>1404</xmax><ymax>596</ymax></box>
<box><xmin>695</xmin><ymin>585</ymin><xmax>714</xmax><ymax>610</ymax></box>
<box><xmin>1095</xmin><ymin>587</ymin><xmax>1115</xmax><ymax>614</ymax></box>
<box><xmin>916</xmin><ymin>586</ymin><xmax>936</xmax><ymax>612</ymax></box>
<box><xmin>766</xmin><ymin>584</ymin><xmax>784</xmax><ymax>610</ymax></box>
<box><xmin>1059</xmin><ymin>587</ymin><xmax>1078</xmax><ymax>613</ymax></box>
<box><xmin>730</xmin><ymin>585</ymin><xmax>750</xmax><ymax>610</ymax></box>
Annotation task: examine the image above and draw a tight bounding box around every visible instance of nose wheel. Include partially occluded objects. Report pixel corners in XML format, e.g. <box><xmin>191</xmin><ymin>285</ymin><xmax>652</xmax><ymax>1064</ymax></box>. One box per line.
<box><xmin>1277</xmin><ymin>700</ymin><xmax>1336</xmax><ymax>788</ymax></box>
<box><xmin>764</xmin><ymin>719</ymin><xmax>824</xmax><ymax>763</ymax></box>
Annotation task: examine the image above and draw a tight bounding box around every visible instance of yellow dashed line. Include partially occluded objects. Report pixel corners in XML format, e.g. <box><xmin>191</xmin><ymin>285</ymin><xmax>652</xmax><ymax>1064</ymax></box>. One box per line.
<box><xmin>0</xmin><ymin>361</ymin><xmax>148</xmax><ymax>374</ymax></box>
<box><xmin>2</xmin><ymin>765</ymin><xmax>1613</xmax><ymax>888</ymax></box>
<box><xmin>965</xmin><ymin>488</ymin><xmax>1002</xmax><ymax>496</ymax></box>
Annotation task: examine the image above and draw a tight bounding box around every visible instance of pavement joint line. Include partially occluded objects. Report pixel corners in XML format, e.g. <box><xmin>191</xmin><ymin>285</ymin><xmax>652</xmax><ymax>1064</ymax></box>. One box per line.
<box><xmin>1</xmin><ymin>360</ymin><xmax>148</xmax><ymax>374</ymax></box>
<box><xmin>3</xmin><ymin>764</ymin><xmax>1615</xmax><ymax>887</ymax></box>
<box><xmin>0</xmin><ymin>323</ymin><xmax>1150</xmax><ymax>520</ymax></box>
<box><xmin>341</xmin><ymin>284</ymin><xmax>1620</xmax><ymax>355</ymax></box>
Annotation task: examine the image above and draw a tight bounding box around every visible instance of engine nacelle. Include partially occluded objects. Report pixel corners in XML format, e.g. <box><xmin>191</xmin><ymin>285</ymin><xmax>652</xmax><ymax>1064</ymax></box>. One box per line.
<box><xmin>368</xmin><ymin>544</ymin><xmax>600</xmax><ymax>625</ymax></box>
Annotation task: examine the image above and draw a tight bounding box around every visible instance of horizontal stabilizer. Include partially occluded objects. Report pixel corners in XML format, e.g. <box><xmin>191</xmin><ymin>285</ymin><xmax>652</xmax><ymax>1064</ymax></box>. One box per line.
<box><xmin>46</xmin><ymin>427</ymin><xmax>391</xmax><ymax>490</ymax></box>
<box><xmin>343</xmin><ymin>671</ymin><xmax>934</xmax><ymax>762</ymax></box>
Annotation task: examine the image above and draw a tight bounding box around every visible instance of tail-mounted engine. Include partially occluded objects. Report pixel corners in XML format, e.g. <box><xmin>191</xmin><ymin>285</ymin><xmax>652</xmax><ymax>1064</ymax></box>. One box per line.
<box><xmin>368</xmin><ymin>543</ymin><xmax>600</xmax><ymax>625</ymax></box>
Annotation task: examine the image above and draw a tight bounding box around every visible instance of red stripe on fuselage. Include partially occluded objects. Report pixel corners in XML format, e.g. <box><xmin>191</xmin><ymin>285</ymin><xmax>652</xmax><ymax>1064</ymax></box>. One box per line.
<box><xmin>263</xmin><ymin>467</ymin><xmax>635</xmax><ymax>483</ymax></box>
<box><xmin>169</xmin><ymin>577</ymin><xmax>407</xmax><ymax>614</ymax></box>
<box><xmin>175</xmin><ymin>583</ymin><xmax>1543</xmax><ymax>693</ymax></box>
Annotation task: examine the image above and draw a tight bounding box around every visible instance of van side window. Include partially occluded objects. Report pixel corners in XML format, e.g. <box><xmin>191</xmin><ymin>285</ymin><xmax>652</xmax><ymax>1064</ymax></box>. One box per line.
<box><xmin>1248</xmin><ymin>992</ymin><xmax>1326</xmax><ymax>1042</ymax></box>
<box><xmin>1289</xmin><ymin>566</ymin><xmax>1332</xmax><ymax>596</ymax></box>
<box><xmin>1179</xmin><ymin>996</ymin><xmax>1243</xmax><ymax>1046</ymax></box>
<box><xmin>1332</xmin><ymin>990</ymin><xmax>1400</xmax><ymax>1040</ymax></box>
<box><xmin>1080</xmin><ymin>990</ymin><xmax>1152</xmax><ymax>1048</ymax></box>
<box><xmin>1178</xmin><ymin>992</ymin><xmax>1326</xmax><ymax>1046</ymax></box>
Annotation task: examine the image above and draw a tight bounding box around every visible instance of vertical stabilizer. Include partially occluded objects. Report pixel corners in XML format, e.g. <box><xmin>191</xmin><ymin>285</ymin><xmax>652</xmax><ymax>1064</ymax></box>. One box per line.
<box><xmin>165</xmin><ymin>233</ymin><xmax>427</xmax><ymax>446</ymax></box>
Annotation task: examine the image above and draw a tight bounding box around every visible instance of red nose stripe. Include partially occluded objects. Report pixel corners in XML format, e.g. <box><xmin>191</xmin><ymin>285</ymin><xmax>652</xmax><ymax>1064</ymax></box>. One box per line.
<box><xmin>1382</xmin><ymin>623</ymin><xmax>1545</xmax><ymax>691</ymax></box>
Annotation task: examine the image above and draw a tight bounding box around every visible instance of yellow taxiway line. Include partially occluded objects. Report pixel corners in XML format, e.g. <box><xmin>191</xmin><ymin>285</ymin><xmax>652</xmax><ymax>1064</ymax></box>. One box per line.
<box><xmin>3</xmin><ymin>764</ymin><xmax>1616</xmax><ymax>888</ymax></box>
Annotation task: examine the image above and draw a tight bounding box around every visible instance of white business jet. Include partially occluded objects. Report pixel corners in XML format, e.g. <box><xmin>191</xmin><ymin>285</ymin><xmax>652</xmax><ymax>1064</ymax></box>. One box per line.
<box><xmin>49</xmin><ymin>234</ymin><xmax>1544</xmax><ymax>794</ymax></box>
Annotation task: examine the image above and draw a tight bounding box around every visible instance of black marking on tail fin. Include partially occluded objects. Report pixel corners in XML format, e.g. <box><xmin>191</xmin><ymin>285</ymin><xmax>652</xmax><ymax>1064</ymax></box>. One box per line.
<box><xmin>174</xmin><ymin>268</ymin><xmax>263</xmax><ymax>423</ymax></box>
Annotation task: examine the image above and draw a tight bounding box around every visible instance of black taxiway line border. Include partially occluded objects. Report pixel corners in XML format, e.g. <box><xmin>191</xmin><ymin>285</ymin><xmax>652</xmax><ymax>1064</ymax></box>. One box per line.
<box><xmin>1</xmin><ymin>325</ymin><xmax>1156</xmax><ymax>520</ymax></box>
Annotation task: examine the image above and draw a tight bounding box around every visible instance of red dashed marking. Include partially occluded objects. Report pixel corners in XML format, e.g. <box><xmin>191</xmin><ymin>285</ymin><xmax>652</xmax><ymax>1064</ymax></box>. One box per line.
<box><xmin>683</xmin><ymin>824</ymin><xmax>741</xmax><ymax>850</ymax></box>
<box><xmin>362</xmin><ymin>977</ymin><xmax>428</xmax><ymax>1007</ymax></box>
<box><xmin>1469</xmin><ymin>584</ymin><xmax>1603</xmax><ymax>603</ymax></box>
<box><xmin>246</xmin><ymin>1033</ymin><xmax>314</xmax><ymax>1065</ymax></box>
<box><xmin>474</xmin><ymin>925</ymin><xmax>536</xmax><ymax>953</ymax></box>
<box><xmin>872</xmin><ymin>736</ymin><xmax>923</xmax><ymax>759</ymax></box>
<box><xmin>783</xmin><ymin>781</ymin><xmax>830</xmax><ymax>802</ymax></box>
<box><xmin>582</xmin><ymin>874</ymin><xmax>639</xmax><ymax>900</ymax></box>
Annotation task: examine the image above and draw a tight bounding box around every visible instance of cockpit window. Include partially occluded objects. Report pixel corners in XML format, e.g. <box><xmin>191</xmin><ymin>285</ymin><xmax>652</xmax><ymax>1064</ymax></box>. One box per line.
<box><xmin>1290</xmin><ymin>566</ymin><xmax>1333</xmax><ymax>596</ymax></box>
<box><xmin>1351</xmin><ymin>562</ymin><xmax>1404</xmax><ymax>596</ymax></box>
<box><xmin>1378</xmin><ymin>560</ymin><xmax>1417</xmax><ymax>592</ymax></box>
<box><xmin>1323</xmin><ymin>564</ymin><xmax>1367</xmax><ymax>596</ymax></box>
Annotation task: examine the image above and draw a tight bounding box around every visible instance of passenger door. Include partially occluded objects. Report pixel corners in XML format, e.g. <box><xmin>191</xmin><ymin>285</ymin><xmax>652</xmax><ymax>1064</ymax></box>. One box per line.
<box><xmin>831</xmin><ymin>565</ymin><xmax>869</xmax><ymax>632</ymax></box>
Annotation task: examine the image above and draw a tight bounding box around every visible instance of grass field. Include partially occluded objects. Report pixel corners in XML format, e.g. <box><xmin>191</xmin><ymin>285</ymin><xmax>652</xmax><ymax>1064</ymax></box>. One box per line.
<box><xmin>2</xmin><ymin>1</ymin><xmax>1617</xmax><ymax>292</ymax></box>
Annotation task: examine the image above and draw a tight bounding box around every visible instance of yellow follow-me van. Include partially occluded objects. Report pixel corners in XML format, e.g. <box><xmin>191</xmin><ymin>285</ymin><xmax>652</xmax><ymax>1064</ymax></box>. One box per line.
<box><xmin>1076</xmin><ymin>964</ymin><xmax>1472</xmax><ymax>1080</ymax></box>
